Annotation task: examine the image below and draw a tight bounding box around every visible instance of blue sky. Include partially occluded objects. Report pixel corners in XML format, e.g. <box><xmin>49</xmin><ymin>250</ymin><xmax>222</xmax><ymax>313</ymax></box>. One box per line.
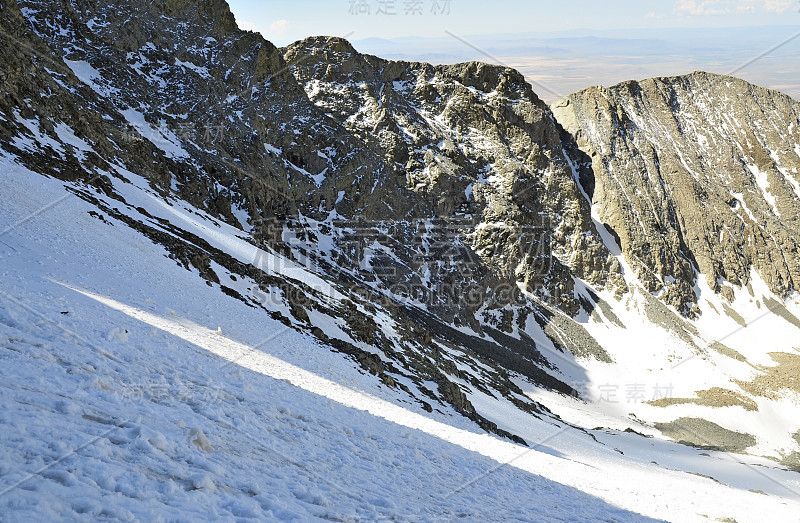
<box><xmin>228</xmin><ymin>0</ymin><xmax>800</xmax><ymax>45</ymax></box>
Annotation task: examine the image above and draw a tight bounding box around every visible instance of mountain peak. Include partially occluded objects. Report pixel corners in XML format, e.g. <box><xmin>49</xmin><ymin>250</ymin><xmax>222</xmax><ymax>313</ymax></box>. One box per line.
<box><xmin>160</xmin><ymin>0</ymin><xmax>239</xmax><ymax>35</ymax></box>
<box><xmin>554</xmin><ymin>70</ymin><xmax>800</xmax><ymax>312</ymax></box>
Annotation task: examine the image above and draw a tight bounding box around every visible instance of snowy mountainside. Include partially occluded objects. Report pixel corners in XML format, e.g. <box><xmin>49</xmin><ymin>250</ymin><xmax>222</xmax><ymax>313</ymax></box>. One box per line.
<box><xmin>0</xmin><ymin>160</ymin><xmax>649</xmax><ymax>521</ymax></box>
<box><xmin>1</xmin><ymin>0</ymin><xmax>800</xmax><ymax>520</ymax></box>
<box><xmin>2</xmin><ymin>157</ymin><xmax>800</xmax><ymax>521</ymax></box>
<box><xmin>2</xmin><ymin>0</ymin><xmax>577</xmax><ymax>442</ymax></box>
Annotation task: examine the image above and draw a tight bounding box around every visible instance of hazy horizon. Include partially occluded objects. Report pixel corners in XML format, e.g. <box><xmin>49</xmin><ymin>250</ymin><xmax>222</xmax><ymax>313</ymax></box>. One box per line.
<box><xmin>227</xmin><ymin>1</ymin><xmax>800</xmax><ymax>103</ymax></box>
<box><xmin>349</xmin><ymin>26</ymin><xmax>800</xmax><ymax>103</ymax></box>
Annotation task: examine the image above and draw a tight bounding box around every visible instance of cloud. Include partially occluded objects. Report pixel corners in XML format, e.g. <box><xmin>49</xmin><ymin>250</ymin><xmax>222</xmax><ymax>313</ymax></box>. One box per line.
<box><xmin>268</xmin><ymin>19</ymin><xmax>291</xmax><ymax>35</ymax></box>
<box><xmin>238</xmin><ymin>20</ymin><xmax>261</xmax><ymax>32</ymax></box>
<box><xmin>737</xmin><ymin>0</ymin><xmax>797</xmax><ymax>12</ymax></box>
<box><xmin>674</xmin><ymin>0</ymin><xmax>731</xmax><ymax>15</ymax></box>
<box><xmin>675</xmin><ymin>0</ymin><xmax>798</xmax><ymax>14</ymax></box>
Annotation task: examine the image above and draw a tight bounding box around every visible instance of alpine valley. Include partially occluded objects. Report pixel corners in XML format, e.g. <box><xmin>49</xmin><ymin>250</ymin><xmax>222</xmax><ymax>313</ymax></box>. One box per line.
<box><xmin>1</xmin><ymin>0</ymin><xmax>800</xmax><ymax>521</ymax></box>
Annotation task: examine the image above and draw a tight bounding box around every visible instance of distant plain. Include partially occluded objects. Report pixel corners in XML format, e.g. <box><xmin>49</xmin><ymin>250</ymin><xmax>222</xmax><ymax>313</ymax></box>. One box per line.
<box><xmin>353</xmin><ymin>26</ymin><xmax>800</xmax><ymax>103</ymax></box>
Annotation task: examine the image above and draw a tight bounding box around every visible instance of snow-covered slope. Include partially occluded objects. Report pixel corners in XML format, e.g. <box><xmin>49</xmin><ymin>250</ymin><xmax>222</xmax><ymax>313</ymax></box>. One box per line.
<box><xmin>2</xmin><ymin>157</ymin><xmax>800</xmax><ymax>521</ymax></box>
<box><xmin>1</xmin><ymin>158</ymin><xmax>638</xmax><ymax>521</ymax></box>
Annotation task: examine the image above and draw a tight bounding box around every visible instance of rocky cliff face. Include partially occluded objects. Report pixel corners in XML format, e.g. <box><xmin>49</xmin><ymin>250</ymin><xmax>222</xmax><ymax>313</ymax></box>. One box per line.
<box><xmin>553</xmin><ymin>72</ymin><xmax>800</xmax><ymax>315</ymax></box>
<box><xmin>282</xmin><ymin>36</ymin><xmax>626</xmax><ymax>321</ymax></box>
<box><xmin>2</xmin><ymin>0</ymin><xmax>622</xmax><ymax>323</ymax></box>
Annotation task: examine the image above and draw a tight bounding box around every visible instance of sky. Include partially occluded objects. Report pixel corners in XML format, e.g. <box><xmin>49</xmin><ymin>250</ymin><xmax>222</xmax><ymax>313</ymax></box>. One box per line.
<box><xmin>226</xmin><ymin>1</ymin><xmax>800</xmax><ymax>102</ymax></box>
<box><xmin>228</xmin><ymin>0</ymin><xmax>800</xmax><ymax>45</ymax></box>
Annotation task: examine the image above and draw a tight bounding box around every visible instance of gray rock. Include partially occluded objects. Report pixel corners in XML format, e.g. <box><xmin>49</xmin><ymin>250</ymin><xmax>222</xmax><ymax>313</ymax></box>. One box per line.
<box><xmin>655</xmin><ymin>417</ymin><xmax>757</xmax><ymax>453</ymax></box>
<box><xmin>554</xmin><ymin>72</ymin><xmax>800</xmax><ymax>315</ymax></box>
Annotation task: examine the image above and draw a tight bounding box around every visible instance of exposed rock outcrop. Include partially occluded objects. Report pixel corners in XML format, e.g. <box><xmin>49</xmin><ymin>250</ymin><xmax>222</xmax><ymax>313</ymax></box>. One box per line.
<box><xmin>554</xmin><ymin>72</ymin><xmax>800</xmax><ymax>315</ymax></box>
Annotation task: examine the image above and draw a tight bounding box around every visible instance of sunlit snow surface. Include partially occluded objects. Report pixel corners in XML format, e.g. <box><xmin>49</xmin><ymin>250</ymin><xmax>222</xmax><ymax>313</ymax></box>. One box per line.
<box><xmin>1</xmin><ymin>156</ymin><xmax>800</xmax><ymax>521</ymax></box>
